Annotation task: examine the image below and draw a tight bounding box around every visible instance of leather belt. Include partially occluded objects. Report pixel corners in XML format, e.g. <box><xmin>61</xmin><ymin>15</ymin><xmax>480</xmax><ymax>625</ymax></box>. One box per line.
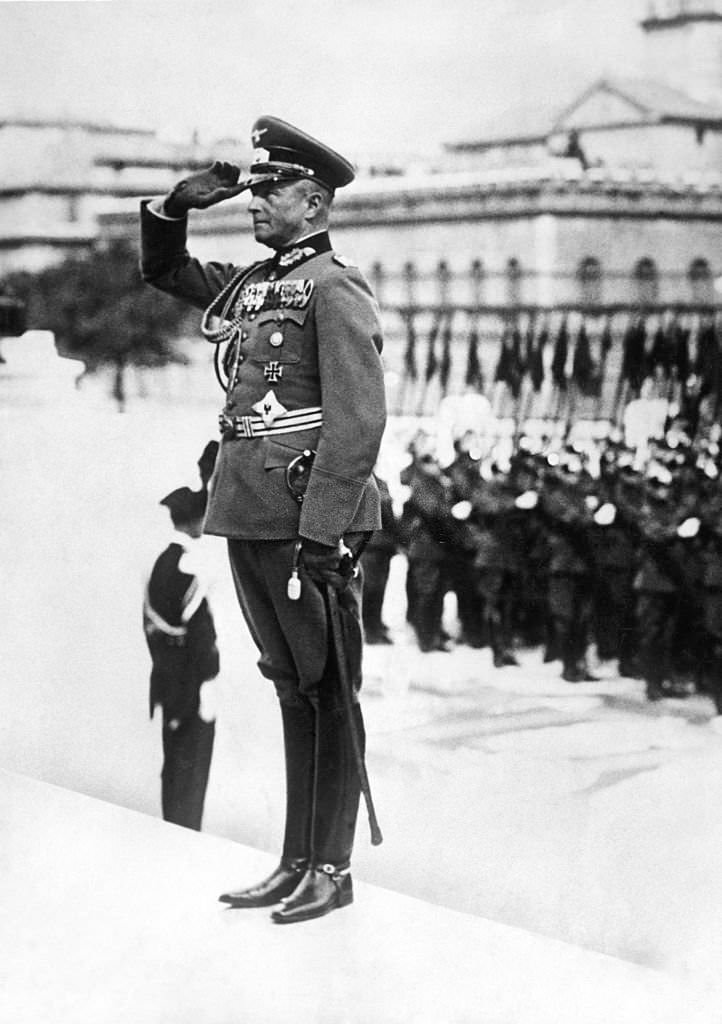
<box><xmin>219</xmin><ymin>406</ymin><xmax>323</xmax><ymax>439</ymax></box>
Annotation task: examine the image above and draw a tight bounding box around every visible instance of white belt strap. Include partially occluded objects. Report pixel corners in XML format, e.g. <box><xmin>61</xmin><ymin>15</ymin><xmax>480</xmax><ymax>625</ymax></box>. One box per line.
<box><xmin>219</xmin><ymin>406</ymin><xmax>322</xmax><ymax>439</ymax></box>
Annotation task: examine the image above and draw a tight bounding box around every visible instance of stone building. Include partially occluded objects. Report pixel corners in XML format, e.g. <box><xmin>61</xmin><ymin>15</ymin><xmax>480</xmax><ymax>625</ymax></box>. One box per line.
<box><xmin>1</xmin><ymin>2</ymin><xmax>721</xmax><ymax>422</ymax></box>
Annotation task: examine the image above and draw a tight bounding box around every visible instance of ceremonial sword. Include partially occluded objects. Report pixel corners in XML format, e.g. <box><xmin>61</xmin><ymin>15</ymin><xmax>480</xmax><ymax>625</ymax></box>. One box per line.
<box><xmin>285</xmin><ymin>449</ymin><xmax>383</xmax><ymax>846</ymax></box>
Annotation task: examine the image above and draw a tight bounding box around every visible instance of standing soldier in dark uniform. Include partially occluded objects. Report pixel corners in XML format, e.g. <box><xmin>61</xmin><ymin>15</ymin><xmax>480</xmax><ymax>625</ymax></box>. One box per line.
<box><xmin>399</xmin><ymin>452</ymin><xmax>461</xmax><ymax>652</ymax></box>
<box><xmin>144</xmin><ymin>486</ymin><xmax>219</xmax><ymax>831</ymax></box>
<box><xmin>140</xmin><ymin>116</ymin><xmax>386</xmax><ymax>924</ymax></box>
<box><xmin>539</xmin><ymin>456</ymin><xmax>597</xmax><ymax>682</ymax></box>
<box><xmin>628</xmin><ymin>469</ymin><xmax>683</xmax><ymax>701</ymax></box>
<box><xmin>699</xmin><ymin>473</ymin><xmax>722</xmax><ymax>715</ymax></box>
<box><xmin>588</xmin><ymin>451</ymin><xmax>640</xmax><ymax>677</ymax></box>
<box><xmin>444</xmin><ymin>433</ymin><xmax>486</xmax><ymax>648</ymax></box>
<box><xmin>466</xmin><ymin>462</ymin><xmax>524</xmax><ymax>667</ymax></box>
<box><xmin>360</xmin><ymin>472</ymin><xmax>399</xmax><ymax>644</ymax></box>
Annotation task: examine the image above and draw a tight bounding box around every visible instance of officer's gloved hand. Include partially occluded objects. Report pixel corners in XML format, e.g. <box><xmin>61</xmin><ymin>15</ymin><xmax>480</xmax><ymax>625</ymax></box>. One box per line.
<box><xmin>164</xmin><ymin>161</ymin><xmax>245</xmax><ymax>217</ymax></box>
<box><xmin>300</xmin><ymin>539</ymin><xmax>356</xmax><ymax>591</ymax></box>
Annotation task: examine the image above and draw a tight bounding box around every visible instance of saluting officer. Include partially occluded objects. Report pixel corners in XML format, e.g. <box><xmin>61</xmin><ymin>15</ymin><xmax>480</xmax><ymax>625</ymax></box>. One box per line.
<box><xmin>140</xmin><ymin>116</ymin><xmax>386</xmax><ymax>924</ymax></box>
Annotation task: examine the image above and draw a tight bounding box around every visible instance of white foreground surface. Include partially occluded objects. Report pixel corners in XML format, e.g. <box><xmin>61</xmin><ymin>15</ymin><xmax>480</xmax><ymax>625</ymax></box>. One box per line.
<box><xmin>5</xmin><ymin>356</ymin><xmax>722</xmax><ymax>1014</ymax></box>
<box><xmin>1</xmin><ymin>769</ymin><xmax>718</xmax><ymax>1024</ymax></box>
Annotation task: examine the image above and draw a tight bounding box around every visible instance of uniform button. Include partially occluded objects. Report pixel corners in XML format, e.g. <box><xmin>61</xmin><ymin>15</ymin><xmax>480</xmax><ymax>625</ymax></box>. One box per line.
<box><xmin>241</xmin><ymin>331</ymin><xmax>249</xmax><ymax>341</ymax></box>
<box><xmin>269</xmin><ymin>331</ymin><xmax>284</xmax><ymax>347</ymax></box>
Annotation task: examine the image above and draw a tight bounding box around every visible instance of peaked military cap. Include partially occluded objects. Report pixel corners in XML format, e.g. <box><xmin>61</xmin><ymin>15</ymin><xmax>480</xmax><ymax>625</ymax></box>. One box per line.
<box><xmin>160</xmin><ymin>486</ymin><xmax>207</xmax><ymax>523</ymax></box>
<box><xmin>248</xmin><ymin>115</ymin><xmax>355</xmax><ymax>191</ymax></box>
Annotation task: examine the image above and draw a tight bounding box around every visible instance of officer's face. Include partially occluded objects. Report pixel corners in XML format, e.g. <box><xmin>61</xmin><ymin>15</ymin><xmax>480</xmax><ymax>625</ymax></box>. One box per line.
<box><xmin>247</xmin><ymin>180</ymin><xmax>314</xmax><ymax>249</ymax></box>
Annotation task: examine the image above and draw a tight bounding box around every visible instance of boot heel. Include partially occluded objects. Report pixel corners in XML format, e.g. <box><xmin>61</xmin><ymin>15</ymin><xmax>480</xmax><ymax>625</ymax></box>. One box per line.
<box><xmin>335</xmin><ymin>873</ymin><xmax>354</xmax><ymax>908</ymax></box>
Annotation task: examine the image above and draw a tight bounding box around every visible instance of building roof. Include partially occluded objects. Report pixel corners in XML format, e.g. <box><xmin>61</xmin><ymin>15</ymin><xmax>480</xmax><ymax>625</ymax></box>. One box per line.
<box><xmin>446</xmin><ymin>75</ymin><xmax>722</xmax><ymax>153</ymax></box>
<box><xmin>0</xmin><ymin>116</ymin><xmax>154</xmax><ymax>137</ymax></box>
<box><xmin>641</xmin><ymin>2</ymin><xmax>722</xmax><ymax>30</ymax></box>
<box><xmin>444</xmin><ymin>103</ymin><xmax>558</xmax><ymax>152</ymax></box>
<box><xmin>553</xmin><ymin>76</ymin><xmax>722</xmax><ymax>130</ymax></box>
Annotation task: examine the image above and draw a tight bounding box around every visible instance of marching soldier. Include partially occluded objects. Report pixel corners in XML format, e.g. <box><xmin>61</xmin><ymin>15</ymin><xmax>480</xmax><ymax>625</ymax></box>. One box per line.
<box><xmin>141</xmin><ymin>116</ymin><xmax>386</xmax><ymax>923</ymax></box>
<box><xmin>144</xmin><ymin>486</ymin><xmax>219</xmax><ymax>831</ymax></box>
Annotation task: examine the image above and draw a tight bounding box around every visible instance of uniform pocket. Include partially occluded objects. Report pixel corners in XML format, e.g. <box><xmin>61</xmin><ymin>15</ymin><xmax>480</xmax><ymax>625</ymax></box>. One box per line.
<box><xmin>251</xmin><ymin>308</ymin><xmax>308</xmax><ymax>364</ymax></box>
<box><xmin>263</xmin><ymin>437</ymin><xmax>317</xmax><ymax>470</ymax></box>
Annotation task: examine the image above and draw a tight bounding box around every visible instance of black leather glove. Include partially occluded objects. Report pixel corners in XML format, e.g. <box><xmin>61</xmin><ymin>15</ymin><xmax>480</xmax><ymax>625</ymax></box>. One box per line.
<box><xmin>300</xmin><ymin>539</ymin><xmax>355</xmax><ymax>591</ymax></box>
<box><xmin>163</xmin><ymin>161</ymin><xmax>245</xmax><ymax>217</ymax></box>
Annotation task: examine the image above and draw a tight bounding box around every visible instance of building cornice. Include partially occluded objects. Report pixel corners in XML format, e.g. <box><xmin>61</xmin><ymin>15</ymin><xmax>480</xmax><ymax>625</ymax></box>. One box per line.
<box><xmin>641</xmin><ymin>12</ymin><xmax>722</xmax><ymax>30</ymax></box>
<box><xmin>96</xmin><ymin>174</ymin><xmax>722</xmax><ymax>242</ymax></box>
<box><xmin>0</xmin><ymin>117</ymin><xmax>154</xmax><ymax>136</ymax></box>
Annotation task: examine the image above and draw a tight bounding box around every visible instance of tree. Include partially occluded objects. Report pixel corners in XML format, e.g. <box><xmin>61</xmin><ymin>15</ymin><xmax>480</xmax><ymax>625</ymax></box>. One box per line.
<box><xmin>2</xmin><ymin>240</ymin><xmax>196</xmax><ymax>409</ymax></box>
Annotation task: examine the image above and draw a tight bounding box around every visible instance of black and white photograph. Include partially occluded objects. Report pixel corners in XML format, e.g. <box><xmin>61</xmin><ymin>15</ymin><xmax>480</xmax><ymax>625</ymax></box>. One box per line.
<box><xmin>2</xmin><ymin>1</ymin><xmax>722</xmax><ymax>1021</ymax></box>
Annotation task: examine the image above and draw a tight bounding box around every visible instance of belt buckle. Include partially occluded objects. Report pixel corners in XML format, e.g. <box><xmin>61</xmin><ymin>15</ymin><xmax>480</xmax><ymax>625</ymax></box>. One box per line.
<box><xmin>218</xmin><ymin>412</ymin><xmax>234</xmax><ymax>437</ymax></box>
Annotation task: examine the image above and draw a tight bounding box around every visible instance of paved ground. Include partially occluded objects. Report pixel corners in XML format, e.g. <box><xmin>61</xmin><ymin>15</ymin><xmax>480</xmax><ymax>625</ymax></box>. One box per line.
<box><xmin>4</xmin><ymin>770</ymin><xmax>718</xmax><ymax>1024</ymax></box>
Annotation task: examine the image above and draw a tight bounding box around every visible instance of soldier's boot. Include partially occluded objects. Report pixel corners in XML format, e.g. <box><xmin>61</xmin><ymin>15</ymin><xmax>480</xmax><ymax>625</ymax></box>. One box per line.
<box><xmin>561</xmin><ymin>634</ymin><xmax>581</xmax><ymax>682</ymax></box>
<box><xmin>219</xmin><ymin>697</ymin><xmax>314</xmax><ymax>907</ymax></box>
<box><xmin>573</xmin><ymin>630</ymin><xmax>598</xmax><ymax>682</ymax></box>
<box><xmin>272</xmin><ymin>701</ymin><xmax>361</xmax><ymax>924</ymax></box>
<box><xmin>543</xmin><ymin>620</ymin><xmax>560</xmax><ymax>663</ymax></box>
<box><xmin>645</xmin><ymin>675</ymin><xmax>665</xmax><ymax>702</ymax></box>
<box><xmin>489</xmin><ymin>618</ymin><xmax>519</xmax><ymax>668</ymax></box>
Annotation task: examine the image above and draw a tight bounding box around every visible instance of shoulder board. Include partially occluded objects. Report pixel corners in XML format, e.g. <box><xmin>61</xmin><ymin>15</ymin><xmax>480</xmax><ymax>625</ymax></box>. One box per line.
<box><xmin>332</xmin><ymin>253</ymin><xmax>355</xmax><ymax>268</ymax></box>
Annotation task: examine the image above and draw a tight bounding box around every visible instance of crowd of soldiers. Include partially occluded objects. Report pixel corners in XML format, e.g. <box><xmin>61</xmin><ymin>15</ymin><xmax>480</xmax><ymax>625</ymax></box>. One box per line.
<box><xmin>363</xmin><ymin>421</ymin><xmax>722</xmax><ymax>714</ymax></box>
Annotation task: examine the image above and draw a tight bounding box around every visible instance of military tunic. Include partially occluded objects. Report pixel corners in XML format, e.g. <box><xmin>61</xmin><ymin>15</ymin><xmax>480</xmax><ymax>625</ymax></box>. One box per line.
<box><xmin>140</xmin><ymin>205</ymin><xmax>387</xmax><ymax>696</ymax></box>
<box><xmin>140</xmin><ymin>203</ymin><xmax>386</xmax><ymax>548</ymax></box>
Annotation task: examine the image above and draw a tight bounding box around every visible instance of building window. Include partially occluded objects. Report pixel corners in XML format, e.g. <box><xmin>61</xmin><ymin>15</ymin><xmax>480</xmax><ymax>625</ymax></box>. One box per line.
<box><xmin>577</xmin><ymin>257</ymin><xmax>602</xmax><ymax>306</ymax></box>
<box><xmin>470</xmin><ymin>259</ymin><xmax>485</xmax><ymax>306</ymax></box>
<box><xmin>436</xmin><ymin>259</ymin><xmax>451</xmax><ymax>306</ymax></box>
<box><xmin>634</xmin><ymin>257</ymin><xmax>659</xmax><ymax>305</ymax></box>
<box><xmin>506</xmin><ymin>258</ymin><xmax>522</xmax><ymax>307</ymax></box>
<box><xmin>689</xmin><ymin>258</ymin><xmax>713</xmax><ymax>304</ymax></box>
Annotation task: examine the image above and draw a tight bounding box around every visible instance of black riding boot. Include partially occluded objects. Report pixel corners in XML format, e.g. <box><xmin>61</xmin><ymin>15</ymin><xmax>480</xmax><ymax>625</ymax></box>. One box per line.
<box><xmin>219</xmin><ymin>698</ymin><xmax>314</xmax><ymax>907</ymax></box>
<box><xmin>271</xmin><ymin>700</ymin><xmax>362</xmax><ymax>924</ymax></box>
